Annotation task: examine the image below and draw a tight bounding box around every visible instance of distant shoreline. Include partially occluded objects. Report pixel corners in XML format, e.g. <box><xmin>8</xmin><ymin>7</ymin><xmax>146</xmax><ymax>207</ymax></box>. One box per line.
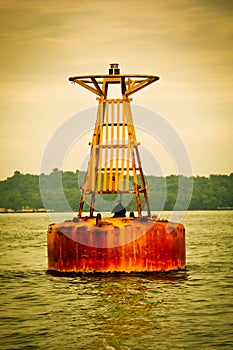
<box><xmin>1</xmin><ymin>208</ymin><xmax>233</xmax><ymax>214</ymax></box>
<box><xmin>1</xmin><ymin>171</ymin><xmax>232</xmax><ymax>212</ymax></box>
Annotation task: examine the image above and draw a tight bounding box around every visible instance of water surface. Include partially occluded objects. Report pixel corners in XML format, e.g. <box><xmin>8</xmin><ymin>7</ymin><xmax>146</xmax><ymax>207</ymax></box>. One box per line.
<box><xmin>0</xmin><ymin>211</ymin><xmax>232</xmax><ymax>349</ymax></box>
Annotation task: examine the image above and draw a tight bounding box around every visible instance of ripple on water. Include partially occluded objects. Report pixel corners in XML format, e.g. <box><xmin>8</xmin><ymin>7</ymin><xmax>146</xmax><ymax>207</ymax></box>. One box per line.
<box><xmin>0</xmin><ymin>211</ymin><xmax>232</xmax><ymax>349</ymax></box>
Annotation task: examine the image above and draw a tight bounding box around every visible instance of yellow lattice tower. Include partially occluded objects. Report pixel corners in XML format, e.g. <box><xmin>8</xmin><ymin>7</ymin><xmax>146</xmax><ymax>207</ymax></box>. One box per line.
<box><xmin>69</xmin><ymin>64</ymin><xmax>159</xmax><ymax>217</ymax></box>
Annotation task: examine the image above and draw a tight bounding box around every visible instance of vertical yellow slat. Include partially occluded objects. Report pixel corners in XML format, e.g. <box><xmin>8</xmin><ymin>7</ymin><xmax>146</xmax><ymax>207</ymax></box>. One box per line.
<box><xmin>103</xmin><ymin>102</ymin><xmax>109</xmax><ymax>191</ymax></box>
<box><xmin>90</xmin><ymin>106</ymin><xmax>100</xmax><ymax>191</ymax></box>
<box><xmin>97</xmin><ymin>101</ymin><xmax>104</xmax><ymax>191</ymax></box>
<box><xmin>126</xmin><ymin>101</ymin><xmax>139</xmax><ymax>195</ymax></box>
<box><xmin>119</xmin><ymin>102</ymin><xmax>125</xmax><ymax>191</ymax></box>
<box><xmin>109</xmin><ymin>101</ymin><xmax>114</xmax><ymax>192</ymax></box>
<box><xmin>115</xmin><ymin>101</ymin><xmax>120</xmax><ymax>191</ymax></box>
<box><xmin>127</xmin><ymin>101</ymin><xmax>137</xmax><ymax>142</ymax></box>
<box><xmin>131</xmin><ymin>145</ymin><xmax>141</xmax><ymax>216</ymax></box>
<box><xmin>127</xmin><ymin>101</ymin><xmax>140</xmax><ymax>214</ymax></box>
<box><xmin>125</xmin><ymin>101</ymin><xmax>130</xmax><ymax>191</ymax></box>
<box><xmin>85</xmin><ymin>102</ymin><xmax>101</xmax><ymax>191</ymax></box>
<box><xmin>85</xmin><ymin>163</ymin><xmax>92</xmax><ymax>192</ymax></box>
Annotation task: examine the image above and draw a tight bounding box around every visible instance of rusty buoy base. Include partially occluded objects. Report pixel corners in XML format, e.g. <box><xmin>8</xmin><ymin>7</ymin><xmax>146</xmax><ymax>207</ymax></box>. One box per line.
<box><xmin>47</xmin><ymin>217</ymin><xmax>185</xmax><ymax>274</ymax></box>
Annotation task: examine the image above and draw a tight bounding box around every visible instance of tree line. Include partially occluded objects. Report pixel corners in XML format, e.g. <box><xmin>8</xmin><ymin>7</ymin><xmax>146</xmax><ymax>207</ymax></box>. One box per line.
<box><xmin>0</xmin><ymin>169</ymin><xmax>232</xmax><ymax>212</ymax></box>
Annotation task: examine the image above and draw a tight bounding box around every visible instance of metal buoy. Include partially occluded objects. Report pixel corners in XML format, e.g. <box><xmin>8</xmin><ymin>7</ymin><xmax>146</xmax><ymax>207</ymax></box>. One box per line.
<box><xmin>47</xmin><ymin>64</ymin><xmax>186</xmax><ymax>274</ymax></box>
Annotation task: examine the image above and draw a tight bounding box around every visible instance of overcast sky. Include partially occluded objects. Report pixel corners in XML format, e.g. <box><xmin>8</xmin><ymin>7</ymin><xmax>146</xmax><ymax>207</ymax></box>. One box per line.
<box><xmin>0</xmin><ymin>0</ymin><xmax>232</xmax><ymax>179</ymax></box>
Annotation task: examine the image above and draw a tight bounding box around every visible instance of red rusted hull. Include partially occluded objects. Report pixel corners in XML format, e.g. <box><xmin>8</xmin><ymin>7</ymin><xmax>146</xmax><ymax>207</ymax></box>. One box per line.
<box><xmin>47</xmin><ymin>218</ymin><xmax>185</xmax><ymax>274</ymax></box>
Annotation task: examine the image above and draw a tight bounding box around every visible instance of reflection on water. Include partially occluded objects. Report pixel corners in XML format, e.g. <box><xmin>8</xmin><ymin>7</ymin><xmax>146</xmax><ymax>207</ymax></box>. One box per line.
<box><xmin>0</xmin><ymin>211</ymin><xmax>232</xmax><ymax>349</ymax></box>
<box><xmin>43</xmin><ymin>271</ymin><xmax>189</xmax><ymax>349</ymax></box>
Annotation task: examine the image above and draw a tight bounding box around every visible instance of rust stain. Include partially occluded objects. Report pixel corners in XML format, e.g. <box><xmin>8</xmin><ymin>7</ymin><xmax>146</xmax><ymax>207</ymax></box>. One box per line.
<box><xmin>47</xmin><ymin>218</ymin><xmax>185</xmax><ymax>274</ymax></box>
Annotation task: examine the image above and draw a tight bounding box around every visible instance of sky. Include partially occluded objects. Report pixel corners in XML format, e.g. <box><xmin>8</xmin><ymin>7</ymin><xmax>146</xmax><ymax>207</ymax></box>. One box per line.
<box><xmin>0</xmin><ymin>0</ymin><xmax>232</xmax><ymax>180</ymax></box>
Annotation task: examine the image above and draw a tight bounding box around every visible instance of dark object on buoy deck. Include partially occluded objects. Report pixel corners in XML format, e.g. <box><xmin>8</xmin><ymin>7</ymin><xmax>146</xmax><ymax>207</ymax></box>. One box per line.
<box><xmin>112</xmin><ymin>202</ymin><xmax>126</xmax><ymax>218</ymax></box>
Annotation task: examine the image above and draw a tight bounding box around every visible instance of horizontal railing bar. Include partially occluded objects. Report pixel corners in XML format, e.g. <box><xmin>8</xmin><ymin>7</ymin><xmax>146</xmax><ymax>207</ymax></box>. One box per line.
<box><xmin>88</xmin><ymin>143</ymin><xmax>140</xmax><ymax>148</ymax></box>
<box><xmin>83</xmin><ymin>189</ymin><xmax>147</xmax><ymax>194</ymax></box>
<box><xmin>100</xmin><ymin>167</ymin><xmax>141</xmax><ymax>171</ymax></box>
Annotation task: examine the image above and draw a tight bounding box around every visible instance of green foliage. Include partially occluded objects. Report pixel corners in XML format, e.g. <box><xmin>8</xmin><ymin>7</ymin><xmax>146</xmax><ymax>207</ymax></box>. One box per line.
<box><xmin>0</xmin><ymin>170</ymin><xmax>232</xmax><ymax>211</ymax></box>
<box><xmin>0</xmin><ymin>171</ymin><xmax>43</xmax><ymax>210</ymax></box>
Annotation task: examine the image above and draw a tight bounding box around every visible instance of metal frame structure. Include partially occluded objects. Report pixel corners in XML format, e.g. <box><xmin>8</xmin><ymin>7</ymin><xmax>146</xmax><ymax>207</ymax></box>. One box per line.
<box><xmin>69</xmin><ymin>65</ymin><xmax>159</xmax><ymax>217</ymax></box>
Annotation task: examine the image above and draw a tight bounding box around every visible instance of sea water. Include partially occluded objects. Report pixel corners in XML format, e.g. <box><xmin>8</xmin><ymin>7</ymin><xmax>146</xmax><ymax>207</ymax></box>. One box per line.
<box><xmin>0</xmin><ymin>211</ymin><xmax>232</xmax><ymax>349</ymax></box>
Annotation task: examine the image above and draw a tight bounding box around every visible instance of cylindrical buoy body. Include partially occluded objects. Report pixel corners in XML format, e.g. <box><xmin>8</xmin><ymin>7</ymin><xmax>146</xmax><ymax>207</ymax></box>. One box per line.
<box><xmin>47</xmin><ymin>218</ymin><xmax>185</xmax><ymax>274</ymax></box>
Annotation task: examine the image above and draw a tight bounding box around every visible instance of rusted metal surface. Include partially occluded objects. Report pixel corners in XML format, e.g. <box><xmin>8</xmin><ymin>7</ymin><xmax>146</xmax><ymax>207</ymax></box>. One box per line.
<box><xmin>47</xmin><ymin>218</ymin><xmax>185</xmax><ymax>274</ymax></box>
